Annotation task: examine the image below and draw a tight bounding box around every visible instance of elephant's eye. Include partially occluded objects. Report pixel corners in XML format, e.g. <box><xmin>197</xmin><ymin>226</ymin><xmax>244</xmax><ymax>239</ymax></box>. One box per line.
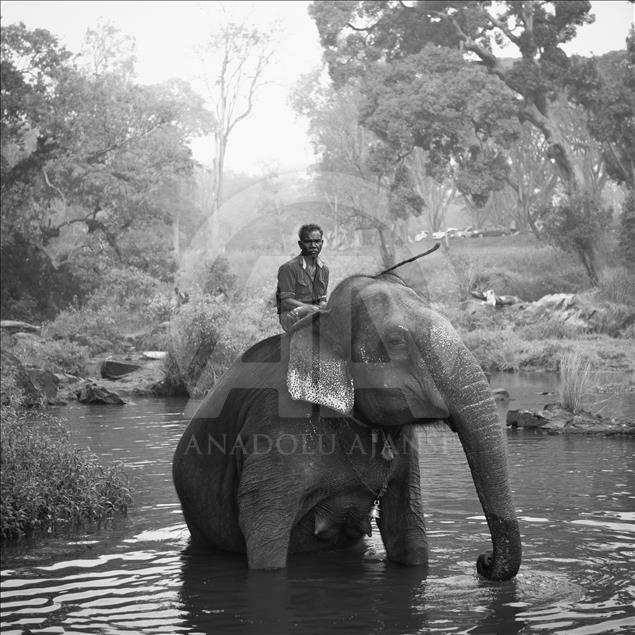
<box><xmin>385</xmin><ymin>331</ymin><xmax>407</xmax><ymax>348</ymax></box>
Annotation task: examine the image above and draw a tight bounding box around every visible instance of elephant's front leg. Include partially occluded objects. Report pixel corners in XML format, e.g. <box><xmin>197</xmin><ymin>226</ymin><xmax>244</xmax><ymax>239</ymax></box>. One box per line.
<box><xmin>237</xmin><ymin>452</ymin><xmax>302</xmax><ymax>570</ymax></box>
<box><xmin>378</xmin><ymin>435</ymin><xmax>429</xmax><ymax>567</ymax></box>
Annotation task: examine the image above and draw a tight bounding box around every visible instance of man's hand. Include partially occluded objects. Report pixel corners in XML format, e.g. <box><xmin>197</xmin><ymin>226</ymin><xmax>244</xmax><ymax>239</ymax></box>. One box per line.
<box><xmin>296</xmin><ymin>304</ymin><xmax>321</xmax><ymax>318</ymax></box>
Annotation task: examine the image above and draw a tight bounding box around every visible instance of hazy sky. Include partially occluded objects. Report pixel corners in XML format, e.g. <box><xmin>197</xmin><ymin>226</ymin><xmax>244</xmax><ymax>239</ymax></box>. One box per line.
<box><xmin>2</xmin><ymin>1</ymin><xmax>633</xmax><ymax>175</ymax></box>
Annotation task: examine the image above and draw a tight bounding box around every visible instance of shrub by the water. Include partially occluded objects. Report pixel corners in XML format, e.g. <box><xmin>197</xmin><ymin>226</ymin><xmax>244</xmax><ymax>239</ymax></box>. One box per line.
<box><xmin>164</xmin><ymin>294</ymin><xmax>279</xmax><ymax>397</ymax></box>
<box><xmin>164</xmin><ymin>296</ymin><xmax>230</xmax><ymax>397</ymax></box>
<box><xmin>597</xmin><ymin>266</ymin><xmax>635</xmax><ymax>305</ymax></box>
<box><xmin>8</xmin><ymin>336</ymin><xmax>90</xmax><ymax>377</ymax></box>
<box><xmin>0</xmin><ymin>404</ymin><xmax>131</xmax><ymax>541</ymax></box>
<box><xmin>559</xmin><ymin>351</ymin><xmax>593</xmax><ymax>413</ymax></box>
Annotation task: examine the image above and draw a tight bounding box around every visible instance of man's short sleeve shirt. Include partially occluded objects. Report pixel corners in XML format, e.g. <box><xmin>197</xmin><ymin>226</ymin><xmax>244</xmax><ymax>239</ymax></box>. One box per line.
<box><xmin>276</xmin><ymin>255</ymin><xmax>329</xmax><ymax>313</ymax></box>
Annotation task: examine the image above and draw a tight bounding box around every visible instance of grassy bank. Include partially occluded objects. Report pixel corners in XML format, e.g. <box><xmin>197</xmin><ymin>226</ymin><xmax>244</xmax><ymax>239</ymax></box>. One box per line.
<box><xmin>0</xmin><ymin>377</ymin><xmax>131</xmax><ymax>542</ymax></box>
<box><xmin>4</xmin><ymin>235</ymin><xmax>633</xmax><ymax>397</ymax></box>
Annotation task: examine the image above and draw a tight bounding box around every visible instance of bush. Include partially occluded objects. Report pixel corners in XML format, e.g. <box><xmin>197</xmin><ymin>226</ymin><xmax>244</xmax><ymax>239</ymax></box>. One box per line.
<box><xmin>86</xmin><ymin>267</ymin><xmax>161</xmax><ymax>314</ymax></box>
<box><xmin>597</xmin><ymin>266</ymin><xmax>635</xmax><ymax>305</ymax></box>
<box><xmin>164</xmin><ymin>296</ymin><xmax>230</xmax><ymax>397</ymax></box>
<box><xmin>559</xmin><ymin>350</ymin><xmax>592</xmax><ymax>413</ymax></box>
<box><xmin>45</xmin><ymin>306</ymin><xmax>128</xmax><ymax>355</ymax></box>
<box><xmin>202</xmin><ymin>257</ymin><xmax>238</xmax><ymax>297</ymax></box>
<box><xmin>208</xmin><ymin>296</ymin><xmax>280</xmax><ymax>376</ymax></box>
<box><xmin>9</xmin><ymin>336</ymin><xmax>90</xmax><ymax>376</ymax></box>
<box><xmin>518</xmin><ymin>318</ymin><xmax>584</xmax><ymax>341</ymax></box>
<box><xmin>140</xmin><ymin>290</ymin><xmax>174</xmax><ymax>323</ymax></box>
<box><xmin>1</xmin><ymin>359</ymin><xmax>28</xmax><ymax>409</ymax></box>
<box><xmin>536</xmin><ymin>189</ymin><xmax>612</xmax><ymax>285</ymax></box>
<box><xmin>163</xmin><ymin>294</ymin><xmax>280</xmax><ymax>397</ymax></box>
<box><xmin>0</xmin><ymin>408</ymin><xmax>131</xmax><ymax>541</ymax></box>
<box><xmin>460</xmin><ymin>329</ymin><xmax>520</xmax><ymax>372</ymax></box>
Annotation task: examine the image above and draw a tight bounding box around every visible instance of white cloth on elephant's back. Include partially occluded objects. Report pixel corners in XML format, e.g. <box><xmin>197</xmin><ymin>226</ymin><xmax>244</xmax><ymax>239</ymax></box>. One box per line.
<box><xmin>287</xmin><ymin>327</ymin><xmax>353</xmax><ymax>415</ymax></box>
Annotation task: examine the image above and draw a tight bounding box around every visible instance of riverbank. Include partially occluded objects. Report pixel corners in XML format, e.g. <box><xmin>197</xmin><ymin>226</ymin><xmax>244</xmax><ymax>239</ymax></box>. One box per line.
<box><xmin>0</xmin><ymin>404</ymin><xmax>131</xmax><ymax>542</ymax></box>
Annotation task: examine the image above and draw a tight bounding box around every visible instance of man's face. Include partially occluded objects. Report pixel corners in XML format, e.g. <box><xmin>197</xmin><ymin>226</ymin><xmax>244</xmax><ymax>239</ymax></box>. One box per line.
<box><xmin>299</xmin><ymin>230</ymin><xmax>323</xmax><ymax>257</ymax></box>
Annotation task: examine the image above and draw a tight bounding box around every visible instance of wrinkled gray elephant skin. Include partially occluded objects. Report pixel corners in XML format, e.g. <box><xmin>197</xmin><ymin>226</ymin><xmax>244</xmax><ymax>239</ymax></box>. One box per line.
<box><xmin>173</xmin><ymin>274</ymin><xmax>521</xmax><ymax>580</ymax></box>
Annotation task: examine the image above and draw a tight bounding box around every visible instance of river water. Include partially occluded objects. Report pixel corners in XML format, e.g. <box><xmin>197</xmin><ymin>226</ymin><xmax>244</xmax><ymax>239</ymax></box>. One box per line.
<box><xmin>1</xmin><ymin>374</ymin><xmax>634</xmax><ymax>634</ymax></box>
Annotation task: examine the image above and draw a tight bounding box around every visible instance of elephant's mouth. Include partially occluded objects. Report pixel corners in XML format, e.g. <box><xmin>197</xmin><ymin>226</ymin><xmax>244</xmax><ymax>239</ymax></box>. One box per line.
<box><xmin>402</xmin><ymin>384</ymin><xmax>450</xmax><ymax>420</ymax></box>
<box><xmin>355</xmin><ymin>387</ymin><xmax>449</xmax><ymax>425</ymax></box>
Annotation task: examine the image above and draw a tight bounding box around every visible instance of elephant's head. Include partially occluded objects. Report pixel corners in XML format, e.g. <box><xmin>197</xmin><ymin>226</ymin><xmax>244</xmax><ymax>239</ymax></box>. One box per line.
<box><xmin>287</xmin><ymin>273</ymin><xmax>521</xmax><ymax>581</ymax></box>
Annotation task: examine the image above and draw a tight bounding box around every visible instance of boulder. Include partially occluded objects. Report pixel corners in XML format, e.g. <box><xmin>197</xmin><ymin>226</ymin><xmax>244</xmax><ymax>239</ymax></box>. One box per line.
<box><xmin>516</xmin><ymin>292</ymin><xmax>635</xmax><ymax>335</ymax></box>
<box><xmin>507</xmin><ymin>403</ymin><xmax>634</xmax><ymax>436</ymax></box>
<box><xmin>84</xmin><ymin>357</ymin><xmax>167</xmax><ymax>397</ymax></box>
<box><xmin>75</xmin><ymin>381</ymin><xmax>126</xmax><ymax>405</ymax></box>
<box><xmin>100</xmin><ymin>359</ymin><xmax>142</xmax><ymax>380</ymax></box>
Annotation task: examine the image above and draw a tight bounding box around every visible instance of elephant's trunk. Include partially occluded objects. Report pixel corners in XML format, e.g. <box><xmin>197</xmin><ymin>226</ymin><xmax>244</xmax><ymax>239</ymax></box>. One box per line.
<box><xmin>417</xmin><ymin>326</ymin><xmax>521</xmax><ymax>581</ymax></box>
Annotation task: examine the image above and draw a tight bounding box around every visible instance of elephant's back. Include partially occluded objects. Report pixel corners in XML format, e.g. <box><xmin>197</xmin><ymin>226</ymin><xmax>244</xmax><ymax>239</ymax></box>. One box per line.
<box><xmin>240</xmin><ymin>333</ymin><xmax>284</xmax><ymax>363</ymax></box>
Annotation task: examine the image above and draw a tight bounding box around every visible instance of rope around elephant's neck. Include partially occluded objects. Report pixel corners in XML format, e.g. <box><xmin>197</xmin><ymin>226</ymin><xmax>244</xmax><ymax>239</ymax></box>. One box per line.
<box><xmin>336</xmin><ymin>420</ymin><xmax>393</xmax><ymax>504</ymax></box>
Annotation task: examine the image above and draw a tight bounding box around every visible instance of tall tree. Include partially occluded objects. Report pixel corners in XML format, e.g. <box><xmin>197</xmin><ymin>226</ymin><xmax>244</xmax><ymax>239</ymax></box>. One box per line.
<box><xmin>505</xmin><ymin>123</ymin><xmax>558</xmax><ymax>235</ymax></box>
<box><xmin>574</xmin><ymin>30</ymin><xmax>635</xmax><ymax>190</ymax></box>
<box><xmin>310</xmin><ymin>0</ymin><xmax>622</xmax><ymax>283</ymax></box>
<box><xmin>292</xmin><ymin>75</ymin><xmax>424</xmax><ymax>267</ymax></box>
<box><xmin>194</xmin><ymin>13</ymin><xmax>275</xmax><ymax>253</ymax></box>
<box><xmin>409</xmin><ymin>149</ymin><xmax>457</xmax><ymax>233</ymax></box>
<box><xmin>80</xmin><ymin>18</ymin><xmax>136</xmax><ymax>78</ymax></box>
<box><xmin>1</xmin><ymin>22</ymin><xmax>213</xmax><ymax>317</ymax></box>
<box><xmin>311</xmin><ymin>0</ymin><xmax>595</xmax><ymax>192</ymax></box>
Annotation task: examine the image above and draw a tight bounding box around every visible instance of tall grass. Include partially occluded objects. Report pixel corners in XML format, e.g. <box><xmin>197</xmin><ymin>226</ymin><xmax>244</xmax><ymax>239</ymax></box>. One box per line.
<box><xmin>0</xmin><ymin>405</ymin><xmax>131</xmax><ymax>541</ymax></box>
<box><xmin>597</xmin><ymin>266</ymin><xmax>635</xmax><ymax>305</ymax></box>
<box><xmin>559</xmin><ymin>350</ymin><xmax>593</xmax><ymax>413</ymax></box>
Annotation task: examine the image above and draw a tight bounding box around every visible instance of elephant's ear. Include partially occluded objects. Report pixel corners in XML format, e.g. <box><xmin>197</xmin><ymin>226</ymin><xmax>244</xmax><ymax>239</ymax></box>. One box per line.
<box><xmin>287</xmin><ymin>314</ymin><xmax>353</xmax><ymax>415</ymax></box>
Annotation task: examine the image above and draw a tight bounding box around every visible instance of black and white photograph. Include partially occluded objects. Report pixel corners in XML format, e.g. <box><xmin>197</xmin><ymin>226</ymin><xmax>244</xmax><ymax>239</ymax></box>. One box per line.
<box><xmin>1</xmin><ymin>1</ymin><xmax>634</xmax><ymax>633</ymax></box>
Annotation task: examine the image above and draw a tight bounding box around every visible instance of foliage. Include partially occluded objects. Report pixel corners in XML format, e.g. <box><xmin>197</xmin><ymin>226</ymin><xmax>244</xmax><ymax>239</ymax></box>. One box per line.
<box><xmin>38</xmin><ymin>265</ymin><xmax>170</xmax><ymax>354</ymax></box>
<box><xmin>44</xmin><ymin>306</ymin><xmax>128</xmax><ymax>355</ymax></box>
<box><xmin>506</xmin><ymin>123</ymin><xmax>558</xmax><ymax>234</ymax></box>
<box><xmin>618</xmin><ymin>190</ymin><xmax>635</xmax><ymax>269</ymax></box>
<box><xmin>9</xmin><ymin>336</ymin><xmax>89</xmax><ymax>377</ymax></box>
<box><xmin>535</xmin><ymin>189</ymin><xmax>612</xmax><ymax>285</ymax></box>
<box><xmin>459</xmin><ymin>328</ymin><xmax>520</xmax><ymax>372</ymax></box>
<box><xmin>0</xmin><ymin>355</ymin><xmax>27</xmax><ymax>409</ymax></box>
<box><xmin>85</xmin><ymin>267</ymin><xmax>161</xmax><ymax>314</ymax></box>
<box><xmin>202</xmin><ymin>256</ymin><xmax>238</xmax><ymax>297</ymax></box>
<box><xmin>0</xmin><ymin>234</ymin><xmax>88</xmax><ymax>321</ymax></box>
<box><xmin>164</xmin><ymin>288</ymin><xmax>280</xmax><ymax>398</ymax></box>
<box><xmin>597</xmin><ymin>265</ymin><xmax>635</xmax><ymax>305</ymax></box>
<box><xmin>164</xmin><ymin>296</ymin><xmax>230</xmax><ymax>397</ymax></box>
<box><xmin>310</xmin><ymin>0</ymin><xmax>595</xmax><ymax>193</ymax></box>
<box><xmin>0</xmin><ymin>408</ymin><xmax>131</xmax><ymax>541</ymax></box>
<box><xmin>575</xmin><ymin>33</ymin><xmax>635</xmax><ymax>189</ymax></box>
<box><xmin>419</xmin><ymin>235</ymin><xmax>587</xmax><ymax>304</ymax></box>
<box><xmin>194</xmin><ymin>13</ymin><xmax>275</xmax><ymax>256</ymax></box>
<box><xmin>517</xmin><ymin>318</ymin><xmax>583</xmax><ymax>341</ymax></box>
<box><xmin>1</xmin><ymin>21</ymin><xmax>213</xmax><ymax>321</ymax></box>
<box><xmin>389</xmin><ymin>162</ymin><xmax>425</xmax><ymax>220</ymax></box>
<box><xmin>290</xmin><ymin>77</ymin><xmax>420</xmax><ymax>267</ymax></box>
<box><xmin>559</xmin><ymin>350</ymin><xmax>592</xmax><ymax>413</ymax></box>
<box><xmin>359</xmin><ymin>45</ymin><xmax>519</xmax><ymax>206</ymax></box>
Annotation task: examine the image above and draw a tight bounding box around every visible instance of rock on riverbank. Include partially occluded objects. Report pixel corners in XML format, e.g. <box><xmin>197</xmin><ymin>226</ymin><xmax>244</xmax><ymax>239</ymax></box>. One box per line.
<box><xmin>507</xmin><ymin>403</ymin><xmax>634</xmax><ymax>436</ymax></box>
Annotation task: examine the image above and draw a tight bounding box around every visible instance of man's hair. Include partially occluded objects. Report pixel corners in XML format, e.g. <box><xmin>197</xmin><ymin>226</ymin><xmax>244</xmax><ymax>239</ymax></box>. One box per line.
<box><xmin>298</xmin><ymin>224</ymin><xmax>323</xmax><ymax>241</ymax></box>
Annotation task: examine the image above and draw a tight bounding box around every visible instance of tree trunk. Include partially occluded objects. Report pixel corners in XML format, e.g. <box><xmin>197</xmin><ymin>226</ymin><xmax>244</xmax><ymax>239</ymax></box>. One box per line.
<box><xmin>173</xmin><ymin>207</ymin><xmax>181</xmax><ymax>265</ymax></box>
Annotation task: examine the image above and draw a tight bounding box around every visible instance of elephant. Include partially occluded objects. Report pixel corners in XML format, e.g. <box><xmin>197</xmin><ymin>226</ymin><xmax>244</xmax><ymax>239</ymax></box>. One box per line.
<box><xmin>173</xmin><ymin>272</ymin><xmax>522</xmax><ymax>580</ymax></box>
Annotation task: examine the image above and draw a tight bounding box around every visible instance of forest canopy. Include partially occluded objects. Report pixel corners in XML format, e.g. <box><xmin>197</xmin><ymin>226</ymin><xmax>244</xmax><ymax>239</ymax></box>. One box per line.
<box><xmin>1</xmin><ymin>21</ymin><xmax>214</xmax><ymax>319</ymax></box>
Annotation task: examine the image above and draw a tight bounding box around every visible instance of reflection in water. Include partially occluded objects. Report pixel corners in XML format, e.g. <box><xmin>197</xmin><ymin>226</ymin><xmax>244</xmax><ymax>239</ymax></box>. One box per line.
<box><xmin>178</xmin><ymin>546</ymin><xmax>431</xmax><ymax>634</ymax></box>
<box><xmin>1</xmin><ymin>397</ymin><xmax>634</xmax><ymax>634</ymax></box>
